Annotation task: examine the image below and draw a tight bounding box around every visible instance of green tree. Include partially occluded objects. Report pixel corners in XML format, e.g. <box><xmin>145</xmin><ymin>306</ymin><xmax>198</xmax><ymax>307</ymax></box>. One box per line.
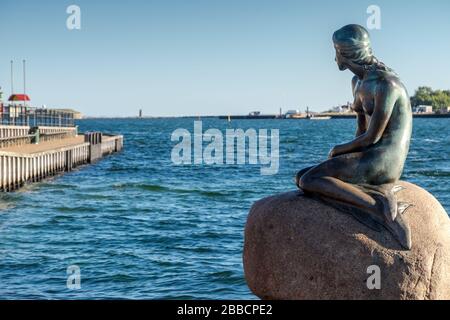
<box><xmin>411</xmin><ymin>86</ymin><xmax>433</xmax><ymax>107</ymax></box>
<box><xmin>411</xmin><ymin>87</ymin><xmax>450</xmax><ymax>111</ymax></box>
<box><xmin>432</xmin><ymin>90</ymin><xmax>450</xmax><ymax>110</ymax></box>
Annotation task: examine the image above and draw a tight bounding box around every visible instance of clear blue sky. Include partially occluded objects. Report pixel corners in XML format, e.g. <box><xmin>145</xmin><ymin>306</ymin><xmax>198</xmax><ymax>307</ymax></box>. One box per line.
<box><xmin>1</xmin><ymin>0</ymin><xmax>449</xmax><ymax>117</ymax></box>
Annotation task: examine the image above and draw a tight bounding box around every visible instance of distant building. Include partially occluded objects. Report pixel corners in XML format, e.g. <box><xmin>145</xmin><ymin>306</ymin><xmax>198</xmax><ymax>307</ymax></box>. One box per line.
<box><xmin>54</xmin><ymin>108</ymin><xmax>83</xmax><ymax>119</ymax></box>
<box><xmin>330</xmin><ymin>103</ymin><xmax>352</xmax><ymax>113</ymax></box>
<box><xmin>249</xmin><ymin>111</ymin><xmax>261</xmax><ymax>116</ymax></box>
<box><xmin>285</xmin><ymin>109</ymin><xmax>300</xmax><ymax>118</ymax></box>
<box><xmin>413</xmin><ymin>105</ymin><xmax>433</xmax><ymax>113</ymax></box>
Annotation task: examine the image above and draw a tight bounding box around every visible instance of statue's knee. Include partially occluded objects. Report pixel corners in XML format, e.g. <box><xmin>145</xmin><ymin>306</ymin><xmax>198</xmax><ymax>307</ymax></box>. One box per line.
<box><xmin>295</xmin><ymin>171</ymin><xmax>303</xmax><ymax>188</ymax></box>
<box><xmin>296</xmin><ymin>166</ymin><xmax>315</xmax><ymax>188</ymax></box>
<box><xmin>298</xmin><ymin>173</ymin><xmax>313</xmax><ymax>190</ymax></box>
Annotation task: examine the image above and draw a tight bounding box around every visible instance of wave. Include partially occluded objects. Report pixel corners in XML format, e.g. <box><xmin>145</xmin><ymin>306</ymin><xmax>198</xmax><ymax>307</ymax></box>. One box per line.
<box><xmin>208</xmin><ymin>271</ymin><xmax>246</xmax><ymax>285</ymax></box>
<box><xmin>115</xmin><ymin>182</ymin><xmax>228</xmax><ymax>197</ymax></box>
<box><xmin>55</xmin><ymin>206</ymin><xmax>101</xmax><ymax>213</ymax></box>
<box><xmin>408</xmin><ymin>170</ymin><xmax>450</xmax><ymax>177</ymax></box>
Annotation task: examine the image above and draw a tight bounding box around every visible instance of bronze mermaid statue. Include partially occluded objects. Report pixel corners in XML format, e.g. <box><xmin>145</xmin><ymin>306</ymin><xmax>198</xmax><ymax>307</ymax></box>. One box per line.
<box><xmin>295</xmin><ymin>24</ymin><xmax>413</xmax><ymax>249</ymax></box>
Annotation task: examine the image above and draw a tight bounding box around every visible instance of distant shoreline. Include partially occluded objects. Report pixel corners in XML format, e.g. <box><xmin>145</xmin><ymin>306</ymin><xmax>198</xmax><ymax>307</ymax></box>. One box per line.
<box><xmin>80</xmin><ymin>113</ymin><xmax>450</xmax><ymax>120</ymax></box>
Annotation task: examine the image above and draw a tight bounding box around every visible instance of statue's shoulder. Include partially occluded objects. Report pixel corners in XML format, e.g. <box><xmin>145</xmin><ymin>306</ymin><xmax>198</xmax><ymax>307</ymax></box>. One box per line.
<box><xmin>368</xmin><ymin>69</ymin><xmax>406</xmax><ymax>94</ymax></box>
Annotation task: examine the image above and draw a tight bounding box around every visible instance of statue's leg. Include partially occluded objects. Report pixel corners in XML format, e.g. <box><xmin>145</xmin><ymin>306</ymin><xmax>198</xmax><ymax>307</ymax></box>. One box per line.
<box><xmin>298</xmin><ymin>154</ymin><xmax>378</xmax><ymax>214</ymax></box>
<box><xmin>298</xmin><ymin>153</ymin><xmax>411</xmax><ymax>249</ymax></box>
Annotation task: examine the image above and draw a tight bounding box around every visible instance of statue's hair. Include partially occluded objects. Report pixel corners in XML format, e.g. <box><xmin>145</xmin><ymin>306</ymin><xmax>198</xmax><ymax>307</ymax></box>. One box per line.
<box><xmin>333</xmin><ymin>24</ymin><xmax>395</xmax><ymax>74</ymax></box>
<box><xmin>333</xmin><ymin>24</ymin><xmax>374</xmax><ymax>65</ymax></box>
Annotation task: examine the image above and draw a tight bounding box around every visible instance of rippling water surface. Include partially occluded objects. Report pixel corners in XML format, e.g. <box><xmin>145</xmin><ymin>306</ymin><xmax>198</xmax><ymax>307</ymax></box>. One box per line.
<box><xmin>0</xmin><ymin>118</ymin><xmax>448</xmax><ymax>299</ymax></box>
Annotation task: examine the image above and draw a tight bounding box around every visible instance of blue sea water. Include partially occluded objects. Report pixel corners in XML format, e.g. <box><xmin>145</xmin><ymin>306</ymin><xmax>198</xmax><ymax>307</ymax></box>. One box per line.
<box><xmin>0</xmin><ymin>118</ymin><xmax>448</xmax><ymax>299</ymax></box>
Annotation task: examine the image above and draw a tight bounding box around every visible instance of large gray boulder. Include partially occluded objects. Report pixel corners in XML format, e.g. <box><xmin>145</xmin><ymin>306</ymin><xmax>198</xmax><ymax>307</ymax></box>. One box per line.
<box><xmin>243</xmin><ymin>181</ymin><xmax>450</xmax><ymax>300</ymax></box>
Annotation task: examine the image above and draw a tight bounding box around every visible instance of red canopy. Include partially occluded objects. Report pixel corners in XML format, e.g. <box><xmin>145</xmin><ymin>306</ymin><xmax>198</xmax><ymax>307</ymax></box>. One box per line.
<box><xmin>8</xmin><ymin>94</ymin><xmax>30</xmax><ymax>101</ymax></box>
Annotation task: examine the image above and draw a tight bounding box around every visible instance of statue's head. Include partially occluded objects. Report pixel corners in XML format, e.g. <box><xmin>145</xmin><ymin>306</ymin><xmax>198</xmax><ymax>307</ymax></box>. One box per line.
<box><xmin>333</xmin><ymin>24</ymin><xmax>374</xmax><ymax>71</ymax></box>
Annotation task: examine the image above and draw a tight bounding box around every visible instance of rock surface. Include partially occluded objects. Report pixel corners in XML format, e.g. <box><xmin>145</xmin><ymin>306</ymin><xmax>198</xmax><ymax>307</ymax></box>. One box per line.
<box><xmin>243</xmin><ymin>181</ymin><xmax>450</xmax><ymax>300</ymax></box>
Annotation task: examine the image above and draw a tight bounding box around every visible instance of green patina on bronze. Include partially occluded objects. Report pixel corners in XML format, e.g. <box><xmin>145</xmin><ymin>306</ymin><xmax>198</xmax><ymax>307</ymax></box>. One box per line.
<box><xmin>296</xmin><ymin>24</ymin><xmax>413</xmax><ymax>250</ymax></box>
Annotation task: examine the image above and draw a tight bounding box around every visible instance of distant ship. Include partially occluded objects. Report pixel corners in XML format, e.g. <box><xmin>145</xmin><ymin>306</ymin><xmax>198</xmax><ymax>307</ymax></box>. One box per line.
<box><xmin>309</xmin><ymin>115</ymin><xmax>331</xmax><ymax>120</ymax></box>
<box><xmin>305</xmin><ymin>106</ymin><xmax>331</xmax><ymax>120</ymax></box>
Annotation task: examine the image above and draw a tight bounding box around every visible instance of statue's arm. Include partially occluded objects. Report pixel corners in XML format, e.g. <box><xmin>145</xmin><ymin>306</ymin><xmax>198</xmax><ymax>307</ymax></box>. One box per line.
<box><xmin>353</xmin><ymin>99</ymin><xmax>367</xmax><ymax>137</ymax></box>
<box><xmin>351</xmin><ymin>76</ymin><xmax>367</xmax><ymax>137</ymax></box>
<box><xmin>329</xmin><ymin>81</ymin><xmax>398</xmax><ymax>158</ymax></box>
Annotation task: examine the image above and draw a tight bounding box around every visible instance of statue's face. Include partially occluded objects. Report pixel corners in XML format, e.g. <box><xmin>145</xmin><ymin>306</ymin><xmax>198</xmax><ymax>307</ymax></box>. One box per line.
<box><xmin>335</xmin><ymin>50</ymin><xmax>347</xmax><ymax>71</ymax></box>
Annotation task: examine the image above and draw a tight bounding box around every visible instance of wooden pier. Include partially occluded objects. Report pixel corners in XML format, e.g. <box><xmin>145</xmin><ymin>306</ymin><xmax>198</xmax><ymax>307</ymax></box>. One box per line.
<box><xmin>0</xmin><ymin>125</ymin><xmax>123</xmax><ymax>192</ymax></box>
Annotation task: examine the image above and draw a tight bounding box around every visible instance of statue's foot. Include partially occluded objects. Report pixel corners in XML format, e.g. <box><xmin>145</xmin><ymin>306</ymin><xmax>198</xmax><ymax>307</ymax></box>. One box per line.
<box><xmin>358</xmin><ymin>184</ymin><xmax>392</xmax><ymax>220</ymax></box>
<box><xmin>360</xmin><ymin>184</ymin><xmax>413</xmax><ymax>250</ymax></box>
<box><xmin>382</xmin><ymin>211</ymin><xmax>412</xmax><ymax>250</ymax></box>
<box><xmin>360</xmin><ymin>184</ymin><xmax>408</xmax><ymax>221</ymax></box>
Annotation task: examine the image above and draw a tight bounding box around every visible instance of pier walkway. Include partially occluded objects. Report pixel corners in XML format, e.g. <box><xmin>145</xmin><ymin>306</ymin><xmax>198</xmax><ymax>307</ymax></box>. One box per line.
<box><xmin>0</xmin><ymin>126</ymin><xmax>123</xmax><ymax>192</ymax></box>
<box><xmin>0</xmin><ymin>136</ymin><xmax>85</xmax><ymax>155</ymax></box>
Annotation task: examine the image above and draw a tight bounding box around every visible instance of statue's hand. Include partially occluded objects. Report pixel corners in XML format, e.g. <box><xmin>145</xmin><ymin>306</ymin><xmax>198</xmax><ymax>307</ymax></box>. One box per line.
<box><xmin>328</xmin><ymin>145</ymin><xmax>346</xmax><ymax>159</ymax></box>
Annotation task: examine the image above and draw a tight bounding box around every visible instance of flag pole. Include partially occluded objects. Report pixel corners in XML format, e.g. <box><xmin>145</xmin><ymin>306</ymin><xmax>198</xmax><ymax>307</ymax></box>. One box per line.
<box><xmin>23</xmin><ymin>59</ymin><xmax>26</xmax><ymax>107</ymax></box>
<box><xmin>10</xmin><ymin>60</ymin><xmax>14</xmax><ymax>96</ymax></box>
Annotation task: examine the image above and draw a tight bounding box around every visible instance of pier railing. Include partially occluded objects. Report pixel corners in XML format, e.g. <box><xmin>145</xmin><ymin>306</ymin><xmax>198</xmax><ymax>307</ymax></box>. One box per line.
<box><xmin>0</xmin><ymin>125</ymin><xmax>78</xmax><ymax>149</ymax></box>
<box><xmin>0</xmin><ymin>105</ymin><xmax>75</xmax><ymax>127</ymax></box>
